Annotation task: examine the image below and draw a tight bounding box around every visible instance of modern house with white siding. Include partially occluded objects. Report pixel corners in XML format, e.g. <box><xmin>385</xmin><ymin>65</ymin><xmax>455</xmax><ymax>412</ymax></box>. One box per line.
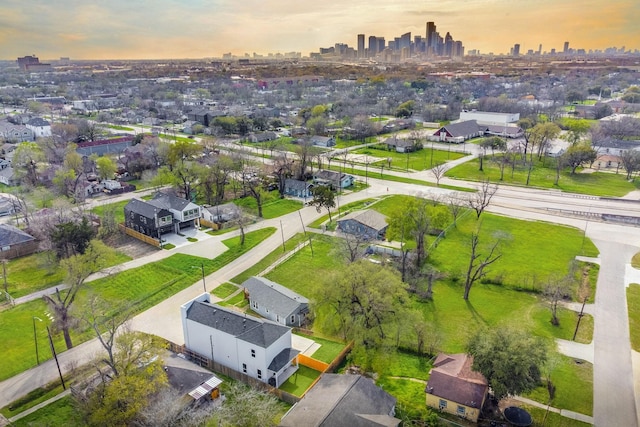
<box><xmin>181</xmin><ymin>293</ymin><xmax>299</xmax><ymax>388</ymax></box>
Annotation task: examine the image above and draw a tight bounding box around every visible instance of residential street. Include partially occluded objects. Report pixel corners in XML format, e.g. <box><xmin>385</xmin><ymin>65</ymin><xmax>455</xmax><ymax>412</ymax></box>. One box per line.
<box><xmin>1</xmin><ymin>160</ymin><xmax>639</xmax><ymax>426</ymax></box>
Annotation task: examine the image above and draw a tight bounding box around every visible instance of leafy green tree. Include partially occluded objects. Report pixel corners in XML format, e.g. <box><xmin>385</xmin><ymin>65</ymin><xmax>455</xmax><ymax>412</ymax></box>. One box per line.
<box><xmin>479</xmin><ymin>137</ymin><xmax>506</xmax><ymax>171</ymax></box>
<box><xmin>95</xmin><ymin>156</ymin><xmax>117</xmax><ymax>180</ymax></box>
<box><xmin>562</xmin><ymin>143</ymin><xmax>597</xmax><ymax>174</ymax></box>
<box><xmin>310</xmin><ymin>185</ymin><xmax>336</xmax><ymax>221</ymax></box>
<box><xmin>395</xmin><ymin>100</ymin><xmax>415</xmax><ymax>118</ymax></box>
<box><xmin>563</xmin><ymin>119</ymin><xmax>592</xmax><ymax>145</ymax></box>
<box><xmin>467</xmin><ymin>327</ymin><xmax>549</xmax><ymax>400</ymax></box>
<box><xmin>50</xmin><ymin>216</ymin><xmax>95</xmax><ymax>259</ymax></box>
<box><xmin>315</xmin><ymin>260</ymin><xmax>407</xmax><ymax>353</ymax></box>
<box><xmin>13</xmin><ymin>141</ymin><xmax>45</xmax><ymax>186</ymax></box>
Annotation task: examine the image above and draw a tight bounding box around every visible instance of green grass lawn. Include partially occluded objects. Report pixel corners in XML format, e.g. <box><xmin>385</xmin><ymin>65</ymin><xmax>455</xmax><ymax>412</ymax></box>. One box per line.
<box><xmin>211</xmin><ymin>282</ymin><xmax>239</xmax><ymax>299</ymax></box>
<box><xmin>6</xmin><ymin>249</ymin><xmax>131</xmax><ymax>299</ymax></box>
<box><xmin>217</xmin><ymin>291</ymin><xmax>247</xmax><ymax>307</ymax></box>
<box><xmin>231</xmin><ymin>233</ymin><xmax>308</xmax><ymax>285</ymax></box>
<box><xmin>279</xmin><ymin>365</ymin><xmax>321</xmax><ymax>397</ymax></box>
<box><xmin>632</xmin><ymin>253</ymin><xmax>640</xmax><ymax>269</ymax></box>
<box><xmin>307</xmin><ymin>197</ymin><xmax>381</xmax><ymax>229</ymax></box>
<box><xmin>627</xmin><ymin>283</ymin><xmax>640</xmax><ymax>351</ymax></box>
<box><xmin>9</xmin><ymin>395</ymin><xmax>80</xmax><ymax>427</ymax></box>
<box><xmin>376</xmin><ymin>376</ymin><xmax>432</xmax><ymax>421</ymax></box>
<box><xmin>0</xmin><ymin>228</ymin><xmax>275</xmax><ymax>382</ymax></box>
<box><xmin>294</xmin><ymin>333</ymin><xmax>346</xmax><ymax>364</ymax></box>
<box><xmin>234</xmin><ymin>191</ymin><xmax>302</xmax><ymax>219</ymax></box>
<box><xmin>446</xmin><ymin>155</ymin><xmax>640</xmax><ymax>197</ymax></box>
<box><xmin>352</xmin><ymin>145</ymin><xmax>465</xmax><ymax>171</ymax></box>
<box><xmin>523</xmin><ymin>405</ymin><xmax>592</xmax><ymax>427</ymax></box>
<box><xmin>525</xmin><ymin>355</ymin><xmax>593</xmax><ymax>416</ymax></box>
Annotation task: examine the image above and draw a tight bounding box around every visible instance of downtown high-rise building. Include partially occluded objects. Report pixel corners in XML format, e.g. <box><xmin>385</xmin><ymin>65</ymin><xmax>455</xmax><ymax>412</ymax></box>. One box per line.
<box><xmin>357</xmin><ymin>34</ymin><xmax>365</xmax><ymax>58</ymax></box>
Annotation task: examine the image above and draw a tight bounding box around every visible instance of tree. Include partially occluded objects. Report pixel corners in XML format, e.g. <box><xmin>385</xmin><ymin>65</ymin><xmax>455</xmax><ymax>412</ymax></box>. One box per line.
<box><xmin>467</xmin><ymin>179</ymin><xmax>497</xmax><ymax>219</ymax></box>
<box><xmin>214</xmin><ymin>383</ymin><xmax>281</xmax><ymax>427</ymax></box>
<box><xmin>479</xmin><ymin>137</ymin><xmax>506</xmax><ymax>171</ymax></box>
<box><xmin>620</xmin><ymin>150</ymin><xmax>640</xmax><ymax>180</ymax></box>
<box><xmin>13</xmin><ymin>141</ymin><xmax>45</xmax><ymax>186</ymax></box>
<box><xmin>76</xmin><ymin>331</ymin><xmax>167</xmax><ymax>427</ymax></box>
<box><xmin>430</xmin><ymin>162</ymin><xmax>448</xmax><ymax>186</ymax></box>
<box><xmin>563</xmin><ymin>119</ymin><xmax>592</xmax><ymax>145</ymax></box>
<box><xmin>315</xmin><ymin>260</ymin><xmax>407</xmax><ymax>351</ymax></box>
<box><xmin>95</xmin><ymin>156</ymin><xmax>117</xmax><ymax>180</ymax></box>
<box><xmin>43</xmin><ymin>240</ymin><xmax>113</xmax><ymax>349</ymax></box>
<box><xmin>310</xmin><ymin>185</ymin><xmax>336</xmax><ymax>221</ymax></box>
<box><xmin>467</xmin><ymin>326</ymin><xmax>549</xmax><ymax>400</ymax></box>
<box><xmin>463</xmin><ymin>230</ymin><xmax>502</xmax><ymax>300</ymax></box>
<box><xmin>562</xmin><ymin>143</ymin><xmax>597</xmax><ymax>174</ymax></box>
<box><xmin>50</xmin><ymin>216</ymin><xmax>95</xmax><ymax>259</ymax></box>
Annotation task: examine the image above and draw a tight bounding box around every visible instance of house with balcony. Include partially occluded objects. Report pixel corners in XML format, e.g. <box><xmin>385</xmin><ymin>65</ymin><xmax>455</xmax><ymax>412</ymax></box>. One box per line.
<box><xmin>124</xmin><ymin>198</ymin><xmax>174</xmax><ymax>238</ymax></box>
<box><xmin>181</xmin><ymin>293</ymin><xmax>299</xmax><ymax>388</ymax></box>
<box><xmin>148</xmin><ymin>192</ymin><xmax>201</xmax><ymax>231</ymax></box>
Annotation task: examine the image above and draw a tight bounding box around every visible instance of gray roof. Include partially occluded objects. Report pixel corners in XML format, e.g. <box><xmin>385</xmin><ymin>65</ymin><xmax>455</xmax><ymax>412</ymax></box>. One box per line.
<box><xmin>26</xmin><ymin>117</ymin><xmax>50</xmax><ymax>127</ymax></box>
<box><xmin>186</xmin><ymin>301</ymin><xmax>290</xmax><ymax>349</ymax></box>
<box><xmin>337</xmin><ymin>209</ymin><xmax>388</xmax><ymax>232</ymax></box>
<box><xmin>242</xmin><ymin>276</ymin><xmax>309</xmax><ymax>318</ymax></box>
<box><xmin>597</xmin><ymin>139</ymin><xmax>640</xmax><ymax>150</ymax></box>
<box><xmin>440</xmin><ymin>120</ymin><xmax>481</xmax><ymax>138</ymax></box>
<box><xmin>280</xmin><ymin>374</ymin><xmax>399</xmax><ymax>427</ymax></box>
<box><xmin>0</xmin><ymin>224</ymin><xmax>35</xmax><ymax>245</ymax></box>
<box><xmin>124</xmin><ymin>198</ymin><xmax>171</xmax><ymax>219</ymax></box>
<box><xmin>150</xmin><ymin>192</ymin><xmax>195</xmax><ymax>211</ymax></box>
<box><xmin>314</xmin><ymin>169</ymin><xmax>349</xmax><ymax>181</ymax></box>
<box><xmin>284</xmin><ymin>179</ymin><xmax>312</xmax><ymax>192</ymax></box>
<box><xmin>268</xmin><ymin>348</ymin><xmax>300</xmax><ymax>371</ymax></box>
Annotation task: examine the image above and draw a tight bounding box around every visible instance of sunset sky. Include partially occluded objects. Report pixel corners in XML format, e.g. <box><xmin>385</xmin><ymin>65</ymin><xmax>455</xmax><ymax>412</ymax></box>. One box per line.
<box><xmin>2</xmin><ymin>0</ymin><xmax>639</xmax><ymax>60</ymax></box>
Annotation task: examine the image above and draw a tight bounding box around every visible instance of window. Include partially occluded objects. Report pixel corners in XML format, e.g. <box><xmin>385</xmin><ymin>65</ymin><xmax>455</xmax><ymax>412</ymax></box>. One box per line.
<box><xmin>439</xmin><ymin>399</ymin><xmax>447</xmax><ymax>410</ymax></box>
<box><xmin>276</xmin><ymin>315</ymin><xmax>280</xmax><ymax>323</ymax></box>
<box><xmin>252</xmin><ymin>301</ymin><xmax>258</xmax><ymax>310</ymax></box>
<box><xmin>141</xmin><ymin>217</ymin><xmax>147</xmax><ymax>225</ymax></box>
<box><xmin>457</xmin><ymin>406</ymin><xmax>465</xmax><ymax>416</ymax></box>
<box><xmin>242</xmin><ymin>363</ymin><xmax>247</xmax><ymax>373</ymax></box>
<box><xmin>257</xmin><ymin>369</ymin><xmax>262</xmax><ymax>379</ymax></box>
<box><xmin>290</xmin><ymin>315</ymin><xmax>295</xmax><ymax>323</ymax></box>
<box><xmin>251</xmin><ymin>349</ymin><xmax>255</xmax><ymax>358</ymax></box>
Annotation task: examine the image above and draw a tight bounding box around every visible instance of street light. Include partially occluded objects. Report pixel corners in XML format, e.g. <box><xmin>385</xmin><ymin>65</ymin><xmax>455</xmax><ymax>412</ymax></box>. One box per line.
<box><xmin>33</xmin><ymin>316</ymin><xmax>43</xmax><ymax>365</ymax></box>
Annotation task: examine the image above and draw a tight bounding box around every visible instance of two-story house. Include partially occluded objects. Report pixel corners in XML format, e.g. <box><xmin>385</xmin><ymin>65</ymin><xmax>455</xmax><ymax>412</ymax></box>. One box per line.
<box><xmin>149</xmin><ymin>192</ymin><xmax>201</xmax><ymax>231</ymax></box>
<box><xmin>124</xmin><ymin>198</ymin><xmax>174</xmax><ymax>239</ymax></box>
<box><xmin>181</xmin><ymin>294</ymin><xmax>299</xmax><ymax>388</ymax></box>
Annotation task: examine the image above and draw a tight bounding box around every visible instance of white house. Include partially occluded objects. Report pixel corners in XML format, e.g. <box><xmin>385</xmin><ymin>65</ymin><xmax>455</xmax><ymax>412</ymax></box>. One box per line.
<box><xmin>242</xmin><ymin>276</ymin><xmax>309</xmax><ymax>327</ymax></box>
<box><xmin>25</xmin><ymin>117</ymin><xmax>52</xmax><ymax>138</ymax></box>
<box><xmin>148</xmin><ymin>192</ymin><xmax>201</xmax><ymax>231</ymax></box>
<box><xmin>181</xmin><ymin>294</ymin><xmax>299</xmax><ymax>388</ymax></box>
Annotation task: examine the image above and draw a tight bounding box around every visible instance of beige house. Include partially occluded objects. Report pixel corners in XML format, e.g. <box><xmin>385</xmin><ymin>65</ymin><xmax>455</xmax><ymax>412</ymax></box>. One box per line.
<box><xmin>425</xmin><ymin>353</ymin><xmax>488</xmax><ymax>423</ymax></box>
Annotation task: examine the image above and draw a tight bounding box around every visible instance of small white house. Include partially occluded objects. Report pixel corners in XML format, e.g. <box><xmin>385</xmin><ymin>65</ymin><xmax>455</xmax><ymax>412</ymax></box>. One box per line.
<box><xmin>25</xmin><ymin>117</ymin><xmax>52</xmax><ymax>138</ymax></box>
<box><xmin>181</xmin><ymin>294</ymin><xmax>299</xmax><ymax>388</ymax></box>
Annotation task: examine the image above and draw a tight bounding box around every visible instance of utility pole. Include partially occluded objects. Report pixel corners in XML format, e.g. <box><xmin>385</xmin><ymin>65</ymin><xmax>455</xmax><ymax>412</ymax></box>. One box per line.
<box><xmin>572</xmin><ymin>297</ymin><xmax>588</xmax><ymax>341</ymax></box>
<box><xmin>46</xmin><ymin>326</ymin><xmax>66</xmax><ymax>390</ymax></box>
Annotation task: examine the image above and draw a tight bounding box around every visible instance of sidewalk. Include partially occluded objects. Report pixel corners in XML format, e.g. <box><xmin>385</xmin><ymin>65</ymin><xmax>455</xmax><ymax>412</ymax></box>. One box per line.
<box><xmin>511</xmin><ymin>396</ymin><xmax>594</xmax><ymax>425</ymax></box>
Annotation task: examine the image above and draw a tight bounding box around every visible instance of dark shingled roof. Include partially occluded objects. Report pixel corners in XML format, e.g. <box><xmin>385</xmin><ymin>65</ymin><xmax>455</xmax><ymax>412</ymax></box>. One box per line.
<box><xmin>440</xmin><ymin>120</ymin><xmax>481</xmax><ymax>138</ymax></box>
<box><xmin>185</xmin><ymin>301</ymin><xmax>290</xmax><ymax>349</ymax></box>
<box><xmin>124</xmin><ymin>198</ymin><xmax>170</xmax><ymax>219</ymax></box>
<box><xmin>284</xmin><ymin>179</ymin><xmax>312</xmax><ymax>192</ymax></box>
<box><xmin>0</xmin><ymin>224</ymin><xmax>35</xmax><ymax>246</ymax></box>
<box><xmin>425</xmin><ymin>353</ymin><xmax>488</xmax><ymax>409</ymax></box>
<box><xmin>268</xmin><ymin>348</ymin><xmax>300</xmax><ymax>371</ymax></box>
<box><xmin>242</xmin><ymin>276</ymin><xmax>309</xmax><ymax>319</ymax></box>
<box><xmin>280</xmin><ymin>374</ymin><xmax>400</xmax><ymax>427</ymax></box>
<box><xmin>150</xmin><ymin>192</ymin><xmax>194</xmax><ymax>211</ymax></box>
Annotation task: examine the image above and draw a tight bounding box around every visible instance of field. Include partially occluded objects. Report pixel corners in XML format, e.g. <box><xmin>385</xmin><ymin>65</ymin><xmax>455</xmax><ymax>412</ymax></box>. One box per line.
<box><xmin>446</xmin><ymin>155</ymin><xmax>640</xmax><ymax>197</ymax></box>
<box><xmin>352</xmin><ymin>144</ymin><xmax>465</xmax><ymax>171</ymax></box>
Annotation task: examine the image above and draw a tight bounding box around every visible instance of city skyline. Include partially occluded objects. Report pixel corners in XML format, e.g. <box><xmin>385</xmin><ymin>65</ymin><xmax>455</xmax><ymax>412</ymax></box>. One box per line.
<box><xmin>2</xmin><ymin>0</ymin><xmax>639</xmax><ymax>60</ymax></box>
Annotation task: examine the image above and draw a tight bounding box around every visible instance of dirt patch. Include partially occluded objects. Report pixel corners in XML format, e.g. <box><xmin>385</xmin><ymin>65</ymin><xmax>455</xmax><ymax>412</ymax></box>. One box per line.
<box><xmin>112</xmin><ymin>234</ymin><xmax>159</xmax><ymax>259</ymax></box>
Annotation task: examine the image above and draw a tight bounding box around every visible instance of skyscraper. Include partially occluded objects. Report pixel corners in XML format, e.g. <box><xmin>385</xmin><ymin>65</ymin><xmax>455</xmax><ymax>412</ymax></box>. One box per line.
<box><xmin>426</xmin><ymin>21</ymin><xmax>436</xmax><ymax>53</ymax></box>
<box><xmin>357</xmin><ymin>34</ymin><xmax>365</xmax><ymax>58</ymax></box>
<box><xmin>563</xmin><ymin>41</ymin><xmax>570</xmax><ymax>53</ymax></box>
<box><xmin>513</xmin><ymin>43</ymin><xmax>520</xmax><ymax>56</ymax></box>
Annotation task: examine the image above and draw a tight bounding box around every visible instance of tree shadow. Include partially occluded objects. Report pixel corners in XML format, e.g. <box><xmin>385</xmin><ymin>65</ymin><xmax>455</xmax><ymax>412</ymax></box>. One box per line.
<box><xmin>465</xmin><ymin>299</ymin><xmax>488</xmax><ymax>326</ymax></box>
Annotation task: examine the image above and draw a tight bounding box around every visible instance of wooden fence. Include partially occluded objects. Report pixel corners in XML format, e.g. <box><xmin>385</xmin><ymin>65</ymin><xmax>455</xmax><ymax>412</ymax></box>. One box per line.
<box><xmin>199</xmin><ymin>219</ymin><xmax>220</xmax><ymax>230</ymax></box>
<box><xmin>297</xmin><ymin>353</ymin><xmax>329</xmax><ymax>372</ymax></box>
<box><xmin>118</xmin><ymin>224</ymin><xmax>161</xmax><ymax>248</ymax></box>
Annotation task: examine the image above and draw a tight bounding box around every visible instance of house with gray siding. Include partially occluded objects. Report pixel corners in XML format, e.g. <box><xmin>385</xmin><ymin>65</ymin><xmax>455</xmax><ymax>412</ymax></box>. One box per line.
<box><xmin>242</xmin><ymin>276</ymin><xmax>309</xmax><ymax>327</ymax></box>
<box><xmin>181</xmin><ymin>293</ymin><xmax>299</xmax><ymax>388</ymax></box>
<box><xmin>337</xmin><ymin>209</ymin><xmax>388</xmax><ymax>240</ymax></box>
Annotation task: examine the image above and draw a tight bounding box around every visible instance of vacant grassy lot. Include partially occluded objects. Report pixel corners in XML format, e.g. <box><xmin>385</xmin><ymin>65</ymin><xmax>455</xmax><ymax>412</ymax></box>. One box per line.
<box><xmin>446</xmin><ymin>156</ymin><xmax>640</xmax><ymax>197</ymax></box>
<box><xmin>211</xmin><ymin>282</ymin><xmax>239</xmax><ymax>299</ymax></box>
<box><xmin>628</xmin><ymin>283</ymin><xmax>640</xmax><ymax>351</ymax></box>
<box><xmin>525</xmin><ymin>355</ymin><xmax>594</xmax><ymax>416</ymax></box>
<box><xmin>234</xmin><ymin>191</ymin><xmax>302</xmax><ymax>219</ymax></box>
<box><xmin>0</xmin><ymin>228</ymin><xmax>275</xmax><ymax>381</ymax></box>
<box><xmin>307</xmin><ymin>197</ymin><xmax>381</xmax><ymax>229</ymax></box>
<box><xmin>6</xmin><ymin>248</ymin><xmax>131</xmax><ymax>299</ymax></box>
<box><xmin>351</xmin><ymin>144</ymin><xmax>465</xmax><ymax>171</ymax></box>
<box><xmin>9</xmin><ymin>395</ymin><xmax>79</xmax><ymax>427</ymax></box>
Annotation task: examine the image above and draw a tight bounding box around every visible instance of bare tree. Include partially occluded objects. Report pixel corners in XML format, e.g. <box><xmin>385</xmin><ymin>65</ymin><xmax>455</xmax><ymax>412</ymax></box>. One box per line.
<box><xmin>446</xmin><ymin>192</ymin><xmax>465</xmax><ymax>227</ymax></box>
<box><xmin>339</xmin><ymin>232</ymin><xmax>369</xmax><ymax>263</ymax></box>
<box><xmin>463</xmin><ymin>231</ymin><xmax>502</xmax><ymax>300</ymax></box>
<box><xmin>431</xmin><ymin>162</ymin><xmax>448</xmax><ymax>186</ymax></box>
<box><xmin>468</xmin><ymin>179</ymin><xmax>498</xmax><ymax>219</ymax></box>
